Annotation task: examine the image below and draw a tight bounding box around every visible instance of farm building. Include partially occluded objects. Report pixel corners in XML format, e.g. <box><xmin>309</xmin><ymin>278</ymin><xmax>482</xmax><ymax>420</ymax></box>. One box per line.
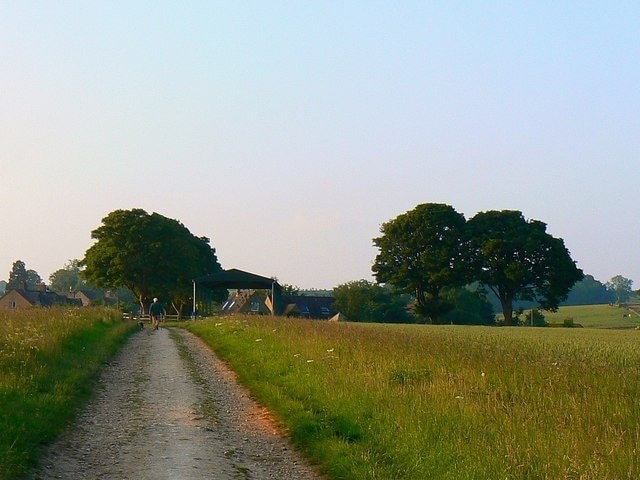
<box><xmin>68</xmin><ymin>289</ymin><xmax>119</xmax><ymax>307</ymax></box>
<box><xmin>0</xmin><ymin>284</ymin><xmax>81</xmax><ymax>309</ymax></box>
<box><xmin>222</xmin><ymin>289</ymin><xmax>272</xmax><ymax>315</ymax></box>
<box><xmin>221</xmin><ymin>289</ymin><xmax>337</xmax><ymax>319</ymax></box>
<box><xmin>195</xmin><ymin>268</ymin><xmax>338</xmax><ymax>319</ymax></box>
<box><xmin>281</xmin><ymin>295</ymin><xmax>335</xmax><ymax>319</ymax></box>
<box><xmin>194</xmin><ymin>268</ymin><xmax>282</xmax><ymax>315</ymax></box>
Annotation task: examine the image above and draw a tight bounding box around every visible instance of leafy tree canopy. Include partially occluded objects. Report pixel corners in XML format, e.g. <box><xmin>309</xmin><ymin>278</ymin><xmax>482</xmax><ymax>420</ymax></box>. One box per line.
<box><xmin>440</xmin><ymin>286</ymin><xmax>496</xmax><ymax>326</ymax></box>
<box><xmin>49</xmin><ymin>259</ymin><xmax>86</xmax><ymax>293</ymax></box>
<box><xmin>606</xmin><ymin>275</ymin><xmax>633</xmax><ymax>304</ymax></box>
<box><xmin>563</xmin><ymin>274</ymin><xmax>613</xmax><ymax>305</ymax></box>
<box><xmin>7</xmin><ymin>260</ymin><xmax>27</xmax><ymax>290</ymax></box>
<box><xmin>466</xmin><ymin>210</ymin><xmax>583</xmax><ymax>325</ymax></box>
<box><xmin>372</xmin><ymin>203</ymin><xmax>468</xmax><ymax>323</ymax></box>
<box><xmin>280</xmin><ymin>283</ymin><xmax>300</xmax><ymax>296</ymax></box>
<box><xmin>7</xmin><ymin>260</ymin><xmax>41</xmax><ymax>290</ymax></box>
<box><xmin>333</xmin><ymin>279</ymin><xmax>416</xmax><ymax>323</ymax></box>
<box><xmin>81</xmin><ymin>209</ymin><xmax>222</xmax><ymax>314</ymax></box>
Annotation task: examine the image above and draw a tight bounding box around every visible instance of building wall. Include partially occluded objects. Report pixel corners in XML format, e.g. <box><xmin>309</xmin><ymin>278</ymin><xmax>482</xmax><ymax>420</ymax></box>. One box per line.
<box><xmin>0</xmin><ymin>290</ymin><xmax>33</xmax><ymax>309</ymax></box>
<box><xmin>72</xmin><ymin>292</ymin><xmax>92</xmax><ymax>306</ymax></box>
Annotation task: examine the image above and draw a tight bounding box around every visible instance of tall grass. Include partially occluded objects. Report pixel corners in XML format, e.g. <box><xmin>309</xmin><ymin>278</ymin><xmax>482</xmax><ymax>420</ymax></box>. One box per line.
<box><xmin>186</xmin><ymin>316</ymin><xmax>640</xmax><ymax>480</ymax></box>
<box><xmin>0</xmin><ymin>308</ymin><xmax>136</xmax><ymax>480</ymax></box>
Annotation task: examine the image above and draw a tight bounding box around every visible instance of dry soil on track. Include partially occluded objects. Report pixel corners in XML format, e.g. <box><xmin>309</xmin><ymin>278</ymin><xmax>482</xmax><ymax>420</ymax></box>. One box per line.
<box><xmin>27</xmin><ymin>327</ymin><xmax>325</xmax><ymax>480</ymax></box>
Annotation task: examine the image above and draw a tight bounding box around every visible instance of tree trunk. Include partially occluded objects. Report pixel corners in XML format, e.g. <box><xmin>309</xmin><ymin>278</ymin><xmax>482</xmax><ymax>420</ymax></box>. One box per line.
<box><xmin>501</xmin><ymin>298</ymin><xmax>514</xmax><ymax>325</ymax></box>
<box><xmin>138</xmin><ymin>294</ymin><xmax>145</xmax><ymax>316</ymax></box>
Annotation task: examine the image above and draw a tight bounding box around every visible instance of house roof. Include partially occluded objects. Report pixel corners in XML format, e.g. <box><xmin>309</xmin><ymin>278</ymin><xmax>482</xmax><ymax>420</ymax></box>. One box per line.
<box><xmin>75</xmin><ymin>289</ymin><xmax>101</xmax><ymax>300</ymax></box>
<box><xmin>2</xmin><ymin>288</ymin><xmax>81</xmax><ymax>307</ymax></box>
<box><xmin>281</xmin><ymin>295</ymin><xmax>335</xmax><ymax>319</ymax></box>
<box><xmin>195</xmin><ymin>269</ymin><xmax>281</xmax><ymax>291</ymax></box>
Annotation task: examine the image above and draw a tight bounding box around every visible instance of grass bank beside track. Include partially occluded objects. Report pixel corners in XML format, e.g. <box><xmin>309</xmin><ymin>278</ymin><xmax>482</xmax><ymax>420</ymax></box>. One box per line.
<box><xmin>185</xmin><ymin>315</ymin><xmax>640</xmax><ymax>480</ymax></box>
<box><xmin>0</xmin><ymin>308</ymin><xmax>137</xmax><ymax>480</ymax></box>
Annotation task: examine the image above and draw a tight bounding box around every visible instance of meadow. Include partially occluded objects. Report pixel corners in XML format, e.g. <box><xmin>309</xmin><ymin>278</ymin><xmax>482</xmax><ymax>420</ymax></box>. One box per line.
<box><xmin>0</xmin><ymin>308</ymin><xmax>136</xmax><ymax>480</ymax></box>
<box><xmin>185</xmin><ymin>315</ymin><xmax>640</xmax><ymax>480</ymax></box>
<box><xmin>542</xmin><ymin>303</ymin><xmax>639</xmax><ymax>329</ymax></box>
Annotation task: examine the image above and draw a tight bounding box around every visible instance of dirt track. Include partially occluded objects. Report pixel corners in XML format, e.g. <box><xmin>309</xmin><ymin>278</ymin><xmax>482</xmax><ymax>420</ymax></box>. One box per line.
<box><xmin>27</xmin><ymin>327</ymin><xmax>324</xmax><ymax>480</ymax></box>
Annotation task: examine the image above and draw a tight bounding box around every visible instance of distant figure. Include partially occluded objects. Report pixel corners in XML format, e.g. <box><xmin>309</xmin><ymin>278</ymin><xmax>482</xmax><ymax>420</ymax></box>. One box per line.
<box><xmin>149</xmin><ymin>297</ymin><xmax>165</xmax><ymax>330</ymax></box>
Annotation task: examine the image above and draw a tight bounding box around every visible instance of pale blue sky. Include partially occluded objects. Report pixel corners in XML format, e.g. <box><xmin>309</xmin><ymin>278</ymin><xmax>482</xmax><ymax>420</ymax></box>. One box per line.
<box><xmin>1</xmin><ymin>2</ymin><xmax>638</xmax><ymax>289</ymax></box>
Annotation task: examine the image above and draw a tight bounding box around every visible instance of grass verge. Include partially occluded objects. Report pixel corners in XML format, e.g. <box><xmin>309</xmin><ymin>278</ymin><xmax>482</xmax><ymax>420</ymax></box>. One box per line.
<box><xmin>184</xmin><ymin>315</ymin><xmax>640</xmax><ymax>480</ymax></box>
<box><xmin>0</xmin><ymin>308</ymin><xmax>137</xmax><ymax>480</ymax></box>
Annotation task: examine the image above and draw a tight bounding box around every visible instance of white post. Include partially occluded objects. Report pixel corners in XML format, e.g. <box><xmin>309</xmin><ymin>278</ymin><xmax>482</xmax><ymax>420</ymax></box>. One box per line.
<box><xmin>271</xmin><ymin>281</ymin><xmax>275</xmax><ymax>316</ymax></box>
<box><xmin>192</xmin><ymin>280</ymin><xmax>196</xmax><ymax>319</ymax></box>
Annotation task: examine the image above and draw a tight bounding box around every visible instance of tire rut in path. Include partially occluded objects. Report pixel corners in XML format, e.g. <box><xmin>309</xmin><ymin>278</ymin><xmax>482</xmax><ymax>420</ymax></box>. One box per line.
<box><xmin>28</xmin><ymin>327</ymin><xmax>324</xmax><ymax>480</ymax></box>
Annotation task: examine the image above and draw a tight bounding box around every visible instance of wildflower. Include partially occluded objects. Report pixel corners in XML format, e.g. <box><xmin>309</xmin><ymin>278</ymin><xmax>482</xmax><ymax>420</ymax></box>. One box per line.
<box><xmin>307</xmin><ymin>359</ymin><xmax>314</xmax><ymax>363</ymax></box>
<box><xmin>326</xmin><ymin>348</ymin><xmax>334</xmax><ymax>352</ymax></box>
<box><xmin>255</xmin><ymin>338</ymin><xmax>263</xmax><ymax>342</ymax></box>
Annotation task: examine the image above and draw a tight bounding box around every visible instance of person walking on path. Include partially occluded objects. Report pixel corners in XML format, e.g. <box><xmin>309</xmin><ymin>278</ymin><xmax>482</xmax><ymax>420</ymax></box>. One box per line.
<box><xmin>149</xmin><ymin>297</ymin><xmax>165</xmax><ymax>330</ymax></box>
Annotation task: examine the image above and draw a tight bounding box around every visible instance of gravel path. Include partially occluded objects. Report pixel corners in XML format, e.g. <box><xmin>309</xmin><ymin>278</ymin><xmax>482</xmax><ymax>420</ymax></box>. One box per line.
<box><xmin>27</xmin><ymin>327</ymin><xmax>325</xmax><ymax>480</ymax></box>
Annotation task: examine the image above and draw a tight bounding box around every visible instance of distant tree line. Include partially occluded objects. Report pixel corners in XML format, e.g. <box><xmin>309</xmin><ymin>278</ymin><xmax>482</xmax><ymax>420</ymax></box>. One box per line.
<box><xmin>340</xmin><ymin>203</ymin><xmax>635</xmax><ymax>325</ymax></box>
<box><xmin>2</xmin><ymin>204</ymin><xmax>635</xmax><ymax>326</ymax></box>
<box><xmin>332</xmin><ymin>274</ymin><xmax>637</xmax><ymax>326</ymax></box>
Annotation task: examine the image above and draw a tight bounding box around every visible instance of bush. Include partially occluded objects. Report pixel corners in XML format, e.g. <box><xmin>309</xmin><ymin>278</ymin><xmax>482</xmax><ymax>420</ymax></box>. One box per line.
<box><xmin>521</xmin><ymin>309</ymin><xmax>547</xmax><ymax>326</ymax></box>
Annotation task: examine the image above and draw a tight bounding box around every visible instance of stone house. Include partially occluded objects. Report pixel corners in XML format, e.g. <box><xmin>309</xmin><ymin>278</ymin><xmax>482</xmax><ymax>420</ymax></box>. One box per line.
<box><xmin>0</xmin><ymin>284</ymin><xmax>81</xmax><ymax>309</ymax></box>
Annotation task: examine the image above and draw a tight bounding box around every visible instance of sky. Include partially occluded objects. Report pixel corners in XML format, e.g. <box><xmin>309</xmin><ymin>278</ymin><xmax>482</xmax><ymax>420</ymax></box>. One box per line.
<box><xmin>1</xmin><ymin>2</ymin><xmax>638</xmax><ymax>290</ymax></box>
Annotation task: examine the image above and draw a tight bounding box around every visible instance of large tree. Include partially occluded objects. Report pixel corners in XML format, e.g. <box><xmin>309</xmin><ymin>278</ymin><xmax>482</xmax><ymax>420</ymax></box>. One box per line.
<box><xmin>82</xmin><ymin>209</ymin><xmax>222</xmax><ymax>315</ymax></box>
<box><xmin>7</xmin><ymin>260</ymin><xmax>28</xmax><ymax>290</ymax></box>
<box><xmin>466</xmin><ymin>210</ymin><xmax>583</xmax><ymax>325</ymax></box>
<box><xmin>606</xmin><ymin>275</ymin><xmax>633</xmax><ymax>304</ymax></box>
<box><xmin>372</xmin><ymin>203</ymin><xmax>469</xmax><ymax>323</ymax></box>
<box><xmin>7</xmin><ymin>260</ymin><xmax>40</xmax><ymax>290</ymax></box>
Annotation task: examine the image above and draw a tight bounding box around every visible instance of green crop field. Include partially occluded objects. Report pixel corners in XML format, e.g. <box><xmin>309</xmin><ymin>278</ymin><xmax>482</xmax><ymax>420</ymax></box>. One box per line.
<box><xmin>186</xmin><ymin>314</ymin><xmax>640</xmax><ymax>480</ymax></box>
<box><xmin>3</xmin><ymin>304</ymin><xmax>638</xmax><ymax>480</ymax></box>
<box><xmin>0</xmin><ymin>308</ymin><xmax>136</xmax><ymax>480</ymax></box>
<box><xmin>542</xmin><ymin>303</ymin><xmax>640</xmax><ymax>329</ymax></box>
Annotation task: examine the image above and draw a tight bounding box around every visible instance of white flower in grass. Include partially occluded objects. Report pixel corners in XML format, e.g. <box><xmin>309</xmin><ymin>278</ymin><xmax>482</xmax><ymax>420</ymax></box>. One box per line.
<box><xmin>255</xmin><ymin>338</ymin><xmax>263</xmax><ymax>342</ymax></box>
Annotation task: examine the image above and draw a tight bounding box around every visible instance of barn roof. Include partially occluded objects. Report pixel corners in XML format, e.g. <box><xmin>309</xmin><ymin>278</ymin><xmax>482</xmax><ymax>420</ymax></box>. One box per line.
<box><xmin>194</xmin><ymin>268</ymin><xmax>281</xmax><ymax>291</ymax></box>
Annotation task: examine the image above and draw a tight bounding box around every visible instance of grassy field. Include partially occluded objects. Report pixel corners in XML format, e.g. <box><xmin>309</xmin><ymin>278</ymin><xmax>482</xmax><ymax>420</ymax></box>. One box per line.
<box><xmin>542</xmin><ymin>303</ymin><xmax>640</xmax><ymax>329</ymax></box>
<box><xmin>185</xmin><ymin>315</ymin><xmax>640</xmax><ymax>480</ymax></box>
<box><xmin>0</xmin><ymin>308</ymin><xmax>136</xmax><ymax>480</ymax></box>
